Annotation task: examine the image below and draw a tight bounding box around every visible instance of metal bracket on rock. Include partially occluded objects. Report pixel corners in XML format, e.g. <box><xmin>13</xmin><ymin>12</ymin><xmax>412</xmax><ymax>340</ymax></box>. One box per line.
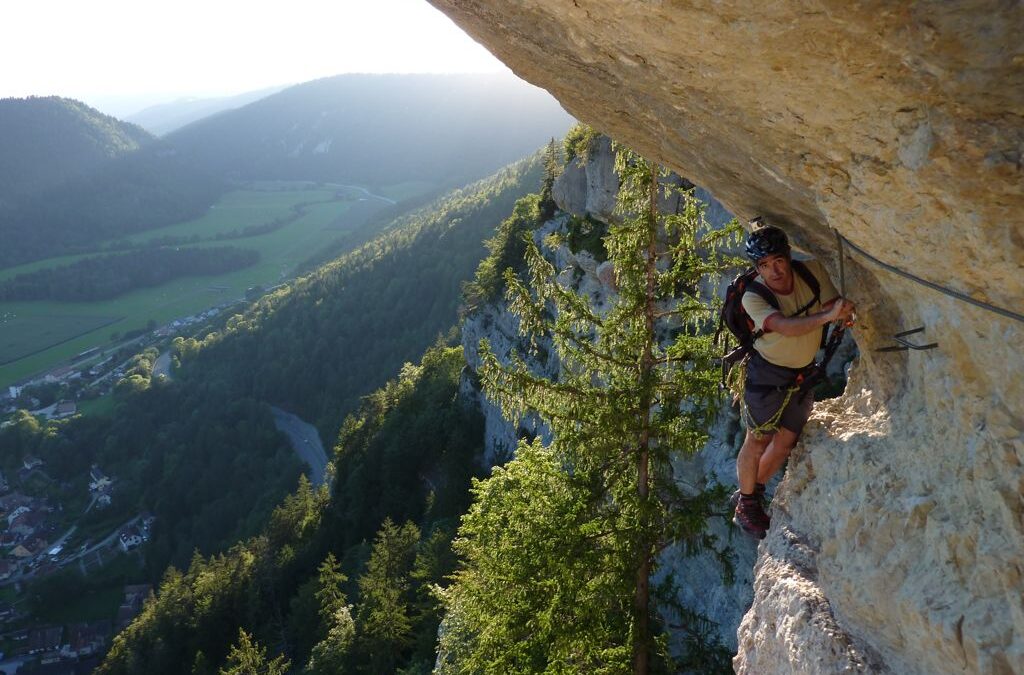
<box><xmin>874</xmin><ymin>326</ymin><xmax>938</xmax><ymax>353</ymax></box>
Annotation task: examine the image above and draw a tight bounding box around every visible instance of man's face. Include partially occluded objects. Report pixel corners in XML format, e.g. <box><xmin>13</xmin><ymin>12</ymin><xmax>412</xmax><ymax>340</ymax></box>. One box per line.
<box><xmin>755</xmin><ymin>253</ymin><xmax>792</xmax><ymax>290</ymax></box>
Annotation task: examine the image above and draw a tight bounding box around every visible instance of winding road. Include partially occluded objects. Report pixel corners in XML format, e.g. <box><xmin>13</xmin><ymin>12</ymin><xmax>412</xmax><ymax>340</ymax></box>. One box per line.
<box><xmin>153</xmin><ymin>351</ymin><xmax>172</xmax><ymax>380</ymax></box>
<box><xmin>270</xmin><ymin>407</ymin><xmax>329</xmax><ymax>487</ymax></box>
<box><xmin>325</xmin><ymin>183</ymin><xmax>397</xmax><ymax>205</ymax></box>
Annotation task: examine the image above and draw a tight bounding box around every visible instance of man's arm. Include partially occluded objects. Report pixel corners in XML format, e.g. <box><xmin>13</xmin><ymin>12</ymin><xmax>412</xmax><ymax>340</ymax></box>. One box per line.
<box><xmin>765</xmin><ymin>298</ymin><xmax>854</xmax><ymax>336</ymax></box>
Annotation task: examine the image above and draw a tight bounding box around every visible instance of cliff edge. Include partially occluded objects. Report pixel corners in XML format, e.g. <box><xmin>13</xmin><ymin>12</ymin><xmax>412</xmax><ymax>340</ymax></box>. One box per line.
<box><xmin>428</xmin><ymin>2</ymin><xmax>1024</xmax><ymax>673</ymax></box>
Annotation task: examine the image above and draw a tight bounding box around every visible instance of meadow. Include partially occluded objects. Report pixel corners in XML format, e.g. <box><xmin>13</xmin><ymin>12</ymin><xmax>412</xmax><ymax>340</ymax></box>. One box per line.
<box><xmin>0</xmin><ymin>182</ymin><xmax>416</xmax><ymax>389</ymax></box>
<box><xmin>0</xmin><ymin>313</ymin><xmax>120</xmax><ymax>365</ymax></box>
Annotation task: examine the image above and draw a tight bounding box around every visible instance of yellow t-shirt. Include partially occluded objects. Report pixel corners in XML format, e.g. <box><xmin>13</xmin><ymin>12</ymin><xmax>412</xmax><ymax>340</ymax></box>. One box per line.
<box><xmin>740</xmin><ymin>258</ymin><xmax>839</xmax><ymax>369</ymax></box>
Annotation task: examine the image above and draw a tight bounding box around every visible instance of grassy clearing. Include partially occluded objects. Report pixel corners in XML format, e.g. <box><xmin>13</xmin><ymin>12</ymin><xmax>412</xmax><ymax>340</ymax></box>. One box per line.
<box><xmin>0</xmin><ymin>313</ymin><xmax>120</xmax><ymax>365</ymax></box>
<box><xmin>0</xmin><ymin>188</ymin><xmax>386</xmax><ymax>389</ymax></box>
<box><xmin>77</xmin><ymin>396</ymin><xmax>116</xmax><ymax>418</ymax></box>
<box><xmin>115</xmin><ymin>188</ymin><xmax>342</xmax><ymax>246</ymax></box>
<box><xmin>0</xmin><ymin>187</ymin><xmax>346</xmax><ymax>283</ymax></box>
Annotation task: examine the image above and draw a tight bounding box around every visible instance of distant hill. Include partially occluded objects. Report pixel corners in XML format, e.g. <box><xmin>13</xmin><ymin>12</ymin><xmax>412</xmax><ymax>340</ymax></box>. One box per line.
<box><xmin>126</xmin><ymin>85</ymin><xmax>288</xmax><ymax>136</ymax></box>
<box><xmin>0</xmin><ymin>96</ymin><xmax>152</xmax><ymax>203</ymax></box>
<box><xmin>0</xmin><ymin>74</ymin><xmax>572</xmax><ymax>269</ymax></box>
<box><xmin>167</xmin><ymin>73</ymin><xmax>574</xmax><ymax>189</ymax></box>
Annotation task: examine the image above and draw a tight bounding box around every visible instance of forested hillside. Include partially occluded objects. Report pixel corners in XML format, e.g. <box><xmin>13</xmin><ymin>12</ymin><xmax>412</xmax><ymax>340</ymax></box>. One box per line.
<box><xmin>0</xmin><ymin>151</ymin><xmax>549</xmax><ymax>672</ymax></box>
<box><xmin>0</xmin><ymin>96</ymin><xmax>152</xmax><ymax>199</ymax></box>
<box><xmin>166</xmin><ymin>73</ymin><xmax>572</xmax><ymax>189</ymax></box>
<box><xmin>175</xmin><ymin>153</ymin><xmax>545</xmax><ymax>439</ymax></box>
<box><xmin>0</xmin><ymin>97</ymin><xmax>221</xmax><ymax>267</ymax></box>
<box><xmin>97</xmin><ymin>345</ymin><xmax>484</xmax><ymax>675</ymax></box>
<box><xmin>0</xmin><ymin>75</ymin><xmax>570</xmax><ymax>269</ymax></box>
<box><xmin>0</xmin><ymin>138</ymin><xmax>222</xmax><ymax>268</ymax></box>
<box><xmin>79</xmin><ymin>152</ymin><xmax>551</xmax><ymax>672</ymax></box>
<box><xmin>126</xmin><ymin>85</ymin><xmax>286</xmax><ymax>136</ymax></box>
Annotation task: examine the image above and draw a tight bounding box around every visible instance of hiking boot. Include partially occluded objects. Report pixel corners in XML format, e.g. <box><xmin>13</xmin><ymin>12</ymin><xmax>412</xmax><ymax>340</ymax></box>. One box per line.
<box><xmin>733</xmin><ymin>496</ymin><xmax>769</xmax><ymax>540</ymax></box>
<box><xmin>729</xmin><ymin>483</ymin><xmax>767</xmax><ymax>510</ymax></box>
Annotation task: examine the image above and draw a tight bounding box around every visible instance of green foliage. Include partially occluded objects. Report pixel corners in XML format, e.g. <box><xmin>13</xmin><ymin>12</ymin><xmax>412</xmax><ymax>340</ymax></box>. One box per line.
<box><xmin>539</xmin><ymin>138</ymin><xmax>561</xmax><ymax>222</ymax></box>
<box><xmin>219</xmin><ymin>629</ymin><xmax>290</xmax><ymax>675</ymax></box>
<box><xmin>439</xmin><ymin>440</ymin><xmax>633</xmax><ymax>674</ymax></box>
<box><xmin>96</xmin><ymin>344</ymin><xmax>483</xmax><ymax>674</ymax></box>
<box><xmin>462</xmin><ymin>193</ymin><xmax>544</xmax><ymax>307</ymax></box>
<box><xmin>315</xmin><ymin>553</ymin><xmax>349</xmax><ymax>624</ymax></box>
<box><xmin>326</xmin><ymin>346</ymin><xmax>484</xmax><ymax>552</ymax></box>
<box><xmin>450</xmin><ymin>146</ymin><xmax>742</xmax><ymax>671</ymax></box>
<box><xmin>351</xmin><ymin>519</ymin><xmax>421</xmax><ymax>673</ymax></box>
<box><xmin>562</xmin><ymin>122</ymin><xmax>600</xmax><ymax>164</ymax></box>
<box><xmin>305</xmin><ymin>611</ymin><xmax>355</xmax><ymax>675</ymax></box>
<box><xmin>564</xmin><ymin>213</ymin><xmax>609</xmax><ymax>263</ymax></box>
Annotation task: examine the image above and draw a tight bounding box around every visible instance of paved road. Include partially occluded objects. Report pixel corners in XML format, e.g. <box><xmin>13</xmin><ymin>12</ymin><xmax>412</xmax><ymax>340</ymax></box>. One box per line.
<box><xmin>153</xmin><ymin>351</ymin><xmax>173</xmax><ymax>380</ymax></box>
<box><xmin>270</xmin><ymin>407</ymin><xmax>329</xmax><ymax>487</ymax></box>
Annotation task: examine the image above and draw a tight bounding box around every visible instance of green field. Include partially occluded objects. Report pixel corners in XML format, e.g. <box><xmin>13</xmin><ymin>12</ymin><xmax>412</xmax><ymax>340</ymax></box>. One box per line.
<box><xmin>0</xmin><ymin>313</ymin><xmax>121</xmax><ymax>365</ymax></box>
<box><xmin>78</xmin><ymin>395</ymin><xmax>116</xmax><ymax>417</ymax></box>
<box><xmin>0</xmin><ymin>184</ymin><xmax>391</xmax><ymax>388</ymax></box>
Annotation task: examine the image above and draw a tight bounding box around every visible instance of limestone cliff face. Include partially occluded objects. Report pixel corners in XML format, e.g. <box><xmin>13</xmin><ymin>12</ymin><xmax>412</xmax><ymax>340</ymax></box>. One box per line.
<box><xmin>431</xmin><ymin>2</ymin><xmax>1024</xmax><ymax>673</ymax></box>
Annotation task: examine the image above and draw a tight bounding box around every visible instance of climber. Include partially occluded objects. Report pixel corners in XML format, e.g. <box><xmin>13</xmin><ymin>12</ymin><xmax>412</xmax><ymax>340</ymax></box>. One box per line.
<box><xmin>732</xmin><ymin>222</ymin><xmax>855</xmax><ymax>539</ymax></box>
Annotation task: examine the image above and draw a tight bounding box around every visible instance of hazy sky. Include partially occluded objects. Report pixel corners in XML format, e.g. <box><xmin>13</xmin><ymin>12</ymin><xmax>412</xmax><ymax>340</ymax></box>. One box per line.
<box><xmin>1</xmin><ymin>0</ymin><xmax>509</xmax><ymax>114</ymax></box>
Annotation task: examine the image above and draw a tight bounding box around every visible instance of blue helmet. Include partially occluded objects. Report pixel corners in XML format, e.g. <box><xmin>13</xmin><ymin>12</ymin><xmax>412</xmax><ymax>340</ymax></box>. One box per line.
<box><xmin>745</xmin><ymin>220</ymin><xmax>790</xmax><ymax>262</ymax></box>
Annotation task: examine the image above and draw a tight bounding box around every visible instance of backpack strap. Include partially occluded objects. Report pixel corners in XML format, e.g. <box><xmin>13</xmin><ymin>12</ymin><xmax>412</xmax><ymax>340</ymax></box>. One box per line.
<box><xmin>746</xmin><ymin>261</ymin><xmax>823</xmax><ymax>336</ymax></box>
<box><xmin>743</xmin><ymin>280</ymin><xmax>778</xmax><ymax>342</ymax></box>
<box><xmin>790</xmin><ymin>260</ymin><xmax>821</xmax><ymax>313</ymax></box>
<box><xmin>790</xmin><ymin>259</ymin><xmax>823</xmax><ymax>301</ymax></box>
<box><xmin>791</xmin><ymin>259</ymin><xmax>827</xmax><ymax>347</ymax></box>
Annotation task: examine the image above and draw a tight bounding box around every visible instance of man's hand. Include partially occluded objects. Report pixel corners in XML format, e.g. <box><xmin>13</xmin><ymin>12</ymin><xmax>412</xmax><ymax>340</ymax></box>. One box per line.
<box><xmin>827</xmin><ymin>298</ymin><xmax>856</xmax><ymax>325</ymax></box>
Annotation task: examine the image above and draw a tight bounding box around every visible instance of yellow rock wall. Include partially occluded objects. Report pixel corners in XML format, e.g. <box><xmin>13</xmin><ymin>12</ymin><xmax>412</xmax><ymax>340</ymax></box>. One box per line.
<box><xmin>429</xmin><ymin>1</ymin><xmax>1024</xmax><ymax>672</ymax></box>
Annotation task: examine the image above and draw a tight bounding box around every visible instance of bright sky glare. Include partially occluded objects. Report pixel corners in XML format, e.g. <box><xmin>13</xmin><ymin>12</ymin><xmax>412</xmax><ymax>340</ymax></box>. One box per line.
<box><xmin>0</xmin><ymin>0</ymin><xmax>508</xmax><ymax>111</ymax></box>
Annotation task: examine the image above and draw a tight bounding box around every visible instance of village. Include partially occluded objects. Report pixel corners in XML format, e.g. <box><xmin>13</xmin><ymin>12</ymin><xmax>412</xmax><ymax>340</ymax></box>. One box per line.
<box><xmin>0</xmin><ymin>301</ymin><xmax>241</xmax><ymax>422</ymax></box>
<box><xmin>0</xmin><ymin>451</ymin><xmax>156</xmax><ymax>673</ymax></box>
<box><xmin>0</xmin><ymin>307</ymin><xmax>218</xmax><ymax>674</ymax></box>
<box><xmin>0</xmin><ymin>294</ymin><xmax>308</xmax><ymax>672</ymax></box>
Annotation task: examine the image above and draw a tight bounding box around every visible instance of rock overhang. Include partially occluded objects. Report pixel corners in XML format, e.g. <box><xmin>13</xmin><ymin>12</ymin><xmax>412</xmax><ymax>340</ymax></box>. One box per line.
<box><xmin>428</xmin><ymin>2</ymin><xmax>1024</xmax><ymax>673</ymax></box>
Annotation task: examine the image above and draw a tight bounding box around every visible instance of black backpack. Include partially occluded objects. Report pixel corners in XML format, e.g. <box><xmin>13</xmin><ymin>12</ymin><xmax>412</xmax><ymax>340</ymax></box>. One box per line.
<box><xmin>716</xmin><ymin>260</ymin><xmax>822</xmax><ymax>371</ymax></box>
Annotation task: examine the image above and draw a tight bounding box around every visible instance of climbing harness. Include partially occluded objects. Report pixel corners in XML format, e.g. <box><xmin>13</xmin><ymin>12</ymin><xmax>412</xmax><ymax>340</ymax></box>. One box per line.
<box><xmin>717</xmin><ymin>239</ymin><xmax>851</xmax><ymax>435</ymax></box>
<box><xmin>740</xmin><ymin>380</ymin><xmax>801</xmax><ymax>438</ymax></box>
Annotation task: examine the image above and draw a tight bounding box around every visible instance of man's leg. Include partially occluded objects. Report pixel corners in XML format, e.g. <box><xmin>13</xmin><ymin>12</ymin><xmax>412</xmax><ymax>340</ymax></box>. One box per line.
<box><xmin>756</xmin><ymin>426</ymin><xmax>799</xmax><ymax>485</ymax></box>
<box><xmin>736</xmin><ymin>430</ymin><xmax>772</xmax><ymax>495</ymax></box>
<box><xmin>734</xmin><ymin>430</ymin><xmax>773</xmax><ymax>538</ymax></box>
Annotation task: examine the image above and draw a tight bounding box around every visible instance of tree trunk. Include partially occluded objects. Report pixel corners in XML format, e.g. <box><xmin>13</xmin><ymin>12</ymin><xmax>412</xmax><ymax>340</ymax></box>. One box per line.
<box><xmin>632</xmin><ymin>162</ymin><xmax>659</xmax><ymax>675</ymax></box>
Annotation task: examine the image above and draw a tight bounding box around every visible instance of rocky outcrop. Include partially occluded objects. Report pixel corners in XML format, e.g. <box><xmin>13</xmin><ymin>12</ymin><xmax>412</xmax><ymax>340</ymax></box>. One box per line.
<box><xmin>430</xmin><ymin>2</ymin><xmax>1023</xmax><ymax>673</ymax></box>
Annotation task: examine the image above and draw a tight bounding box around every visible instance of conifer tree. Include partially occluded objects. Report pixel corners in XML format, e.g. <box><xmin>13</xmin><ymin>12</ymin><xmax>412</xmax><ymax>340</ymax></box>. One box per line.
<box><xmin>459</xmin><ymin>147</ymin><xmax>740</xmax><ymax>672</ymax></box>
<box><xmin>538</xmin><ymin>138</ymin><xmax>561</xmax><ymax>222</ymax></box>
<box><xmin>353</xmin><ymin>519</ymin><xmax>421</xmax><ymax>673</ymax></box>
<box><xmin>219</xmin><ymin>629</ymin><xmax>289</xmax><ymax>675</ymax></box>
<box><xmin>315</xmin><ymin>553</ymin><xmax>349</xmax><ymax>626</ymax></box>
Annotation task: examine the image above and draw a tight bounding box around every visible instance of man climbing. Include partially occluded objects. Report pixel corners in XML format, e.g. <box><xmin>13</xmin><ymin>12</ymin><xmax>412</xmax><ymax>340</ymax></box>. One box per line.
<box><xmin>732</xmin><ymin>223</ymin><xmax>855</xmax><ymax>539</ymax></box>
